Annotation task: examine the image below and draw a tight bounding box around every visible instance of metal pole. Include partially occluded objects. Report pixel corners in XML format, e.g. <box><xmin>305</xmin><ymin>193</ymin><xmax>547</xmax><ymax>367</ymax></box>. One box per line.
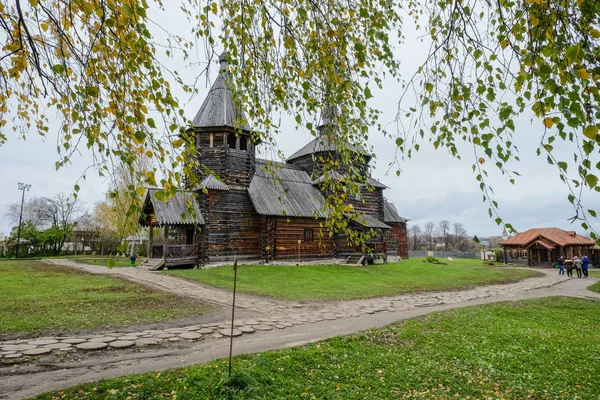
<box><xmin>228</xmin><ymin>256</ymin><xmax>238</xmax><ymax>377</ymax></box>
<box><xmin>15</xmin><ymin>183</ymin><xmax>31</xmax><ymax>258</ymax></box>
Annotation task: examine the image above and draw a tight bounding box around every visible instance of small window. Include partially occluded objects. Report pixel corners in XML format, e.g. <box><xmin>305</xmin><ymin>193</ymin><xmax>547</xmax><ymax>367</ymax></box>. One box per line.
<box><xmin>209</xmin><ymin>133</ymin><xmax>214</xmax><ymax>148</ymax></box>
<box><xmin>240</xmin><ymin>136</ymin><xmax>248</xmax><ymax>151</ymax></box>
<box><xmin>304</xmin><ymin>228</ymin><xmax>314</xmax><ymax>243</ymax></box>
<box><xmin>227</xmin><ymin>133</ymin><xmax>237</xmax><ymax>149</ymax></box>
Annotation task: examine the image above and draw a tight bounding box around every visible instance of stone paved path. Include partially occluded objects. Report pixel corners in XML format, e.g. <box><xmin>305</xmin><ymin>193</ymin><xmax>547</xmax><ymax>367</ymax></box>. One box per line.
<box><xmin>0</xmin><ymin>260</ymin><xmax>570</xmax><ymax>361</ymax></box>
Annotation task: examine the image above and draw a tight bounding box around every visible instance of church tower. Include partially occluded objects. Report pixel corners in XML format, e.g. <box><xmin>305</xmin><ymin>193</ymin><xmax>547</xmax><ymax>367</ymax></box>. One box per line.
<box><xmin>188</xmin><ymin>52</ymin><xmax>261</xmax><ymax>262</ymax></box>
<box><xmin>189</xmin><ymin>52</ymin><xmax>258</xmax><ymax>189</ymax></box>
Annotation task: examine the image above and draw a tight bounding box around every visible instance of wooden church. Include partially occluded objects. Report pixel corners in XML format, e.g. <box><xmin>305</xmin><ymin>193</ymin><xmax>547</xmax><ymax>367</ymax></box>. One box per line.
<box><xmin>139</xmin><ymin>53</ymin><xmax>409</xmax><ymax>267</ymax></box>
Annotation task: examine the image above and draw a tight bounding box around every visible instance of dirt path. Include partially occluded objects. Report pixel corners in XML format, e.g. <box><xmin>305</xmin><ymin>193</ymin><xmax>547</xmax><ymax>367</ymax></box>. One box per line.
<box><xmin>1</xmin><ymin>261</ymin><xmax>597</xmax><ymax>399</ymax></box>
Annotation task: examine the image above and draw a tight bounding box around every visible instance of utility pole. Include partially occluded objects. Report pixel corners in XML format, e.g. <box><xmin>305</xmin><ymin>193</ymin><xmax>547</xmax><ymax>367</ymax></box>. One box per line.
<box><xmin>15</xmin><ymin>182</ymin><xmax>31</xmax><ymax>258</ymax></box>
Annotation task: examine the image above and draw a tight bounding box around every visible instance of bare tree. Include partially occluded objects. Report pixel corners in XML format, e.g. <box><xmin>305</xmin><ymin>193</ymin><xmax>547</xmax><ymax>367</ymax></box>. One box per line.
<box><xmin>453</xmin><ymin>223</ymin><xmax>468</xmax><ymax>252</ymax></box>
<box><xmin>41</xmin><ymin>193</ymin><xmax>83</xmax><ymax>230</ymax></box>
<box><xmin>424</xmin><ymin>222</ymin><xmax>435</xmax><ymax>251</ymax></box>
<box><xmin>4</xmin><ymin>197</ymin><xmax>49</xmax><ymax>228</ymax></box>
<box><xmin>438</xmin><ymin>220</ymin><xmax>450</xmax><ymax>250</ymax></box>
<box><xmin>409</xmin><ymin>224</ymin><xmax>423</xmax><ymax>251</ymax></box>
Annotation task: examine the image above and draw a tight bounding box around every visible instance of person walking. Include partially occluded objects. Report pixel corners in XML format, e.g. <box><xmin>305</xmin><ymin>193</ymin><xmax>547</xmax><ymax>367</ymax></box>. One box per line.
<box><xmin>573</xmin><ymin>256</ymin><xmax>583</xmax><ymax>278</ymax></box>
<box><xmin>557</xmin><ymin>256</ymin><xmax>565</xmax><ymax>276</ymax></box>
<box><xmin>581</xmin><ymin>255</ymin><xmax>590</xmax><ymax>278</ymax></box>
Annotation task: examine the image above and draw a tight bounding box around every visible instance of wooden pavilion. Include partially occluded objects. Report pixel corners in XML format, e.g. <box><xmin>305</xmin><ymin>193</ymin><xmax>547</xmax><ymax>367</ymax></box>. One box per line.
<box><xmin>500</xmin><ymin>227</ymin><xmax>595</xmax><ymax>267</ymax></box>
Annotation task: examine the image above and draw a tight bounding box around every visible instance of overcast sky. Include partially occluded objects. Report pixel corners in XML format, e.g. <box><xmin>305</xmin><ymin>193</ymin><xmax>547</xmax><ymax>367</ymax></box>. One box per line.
<box><xmin>1</xmin><ymin>6</ymin><xmax>598</xmax><ymax>239</ymax></box>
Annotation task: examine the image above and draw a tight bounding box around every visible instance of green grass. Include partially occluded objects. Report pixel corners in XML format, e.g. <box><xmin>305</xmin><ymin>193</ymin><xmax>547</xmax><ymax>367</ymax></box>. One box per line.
<box><xmin>589</xmin><ymin>270</ymin><xmax>600</xmax><ymax>278</ymax></box>
<box><xmin>0</xmin><ymin>260</ymin><xmax>209</xmax><ymax>335</ymax></box>
<box><xmin>33</xmin><ymin>297</ymin><xmax>600</xmax><ymax>400</ymax></box>
<box><xmin>164</xmin><ymin>258</ymin><xmax>540</xmax><ymax>300</ymax></box>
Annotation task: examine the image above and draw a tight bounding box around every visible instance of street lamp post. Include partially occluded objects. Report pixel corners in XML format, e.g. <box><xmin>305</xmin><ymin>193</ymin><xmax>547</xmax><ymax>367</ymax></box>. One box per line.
<box><xmin>15</xmin><ymin>182</ymin><xmax>31</xmax><ymax>258</ymax></box>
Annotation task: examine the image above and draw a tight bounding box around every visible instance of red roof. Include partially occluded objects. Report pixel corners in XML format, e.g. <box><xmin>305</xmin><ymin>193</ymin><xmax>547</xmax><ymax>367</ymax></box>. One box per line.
<box><xmin>501</xmin><ymin>228</ymin><xmax>595</xmax><ymax>247</ymax></box>
<box><xmin>526</xmin><ymin>238</ymin><xmax>555</xmax><ymax>250</ymax></box>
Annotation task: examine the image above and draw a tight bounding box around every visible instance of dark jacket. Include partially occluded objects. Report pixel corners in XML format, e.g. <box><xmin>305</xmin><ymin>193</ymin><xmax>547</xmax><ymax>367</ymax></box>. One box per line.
<box><xmin>582</xmin><ymin>257</ymin><xmax>589</xmax><ymax>269</ymax></box>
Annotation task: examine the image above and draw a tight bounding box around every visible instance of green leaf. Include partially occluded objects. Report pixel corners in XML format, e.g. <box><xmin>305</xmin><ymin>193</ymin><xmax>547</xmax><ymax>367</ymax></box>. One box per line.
<box><xmin>583</xmin><ymin>125</ymin><xmax>598</xmax><ymax>140</ymax></box>
<box><xmin>52</xmin><ymin>64</ymin><xmax>66</xmax><ymax>74</ymax></box>
<box><xmin>585</xmin><ymin>174</ymin><xmax>598</xmax><ymax>188</ymax></box>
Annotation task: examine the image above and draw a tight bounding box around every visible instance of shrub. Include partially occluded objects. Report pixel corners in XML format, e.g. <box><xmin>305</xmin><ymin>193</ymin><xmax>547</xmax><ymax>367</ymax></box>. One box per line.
<box><xmin>495</xmin><ymin>249</ymin><xmax>504</xmax><ymax>263</ymax></box>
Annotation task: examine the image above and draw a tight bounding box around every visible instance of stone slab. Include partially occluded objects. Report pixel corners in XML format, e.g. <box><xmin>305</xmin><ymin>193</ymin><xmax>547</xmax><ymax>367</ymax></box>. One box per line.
<box><xmin>43</xmin><ymin>343</ymin><xmax>72</xmax><ymax>350</ymax></box>
<box><xmin>179</xmin><ymin>332</ymin><xmax>202</xmax><ymax>340</ymax></box>
<box><xmin>109</xmin><ymin>341</ymin><xmax>135</xmax><ymax>348</ymax></box>
<box><xmin>197</xmin><ymin>328</ymin><xmax>214</xmax><ymax>334</ymax></box>
<box><xmin>89</xmin><ymin>336</ymin><xmax>117</xmax><ymax>343</ymax></box>
<box><xmin>219</xmin><ymin>329</ymin><xmax>242</xmax><ymax>337</ymax></box>
<box><xmin>28</xmin><ymin>339</ymin><xmax>59</xmax><ymax>346</ymax></box>
<box><xmin>61</xmin><ymin>338</ymin><xmax>86</xmax><ymax>345</ymax></box>
<box><xmin>1</xmin><ymin>344</ymin><xmax>38</xmax><ymax>352</ymax></box>
<box><xmin>156</xmin><ymin>333</ymin><xmax>176</xmax><ymax>339</ymax></box>
<box><xmin>253</xmin><ymin>325</ymin><xmax>273</xmax><ymax>331</ymax></box>
<box><xmin>3</xmin><ymin>353</ymin><xmax>23</xmax><ymax>359</ymax></box>
<box><xmin>76</xmin><ymin>342</ymin><xmax>108</xmax><ymax>350</ymax></box>
<box><xmin>238</xmin><ymin>326</ymin><xmax>255</xmax><ymax>333</ymax></box>
<box><xmin>23</xmin><ymin>347</ymin><xmax>52</xmax><ymax>356</ymax></box>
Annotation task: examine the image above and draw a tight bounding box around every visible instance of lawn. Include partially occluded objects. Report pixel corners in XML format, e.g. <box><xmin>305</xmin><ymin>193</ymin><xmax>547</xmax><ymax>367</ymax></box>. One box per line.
<box><xmin>589</xmin><ymin>270</ymin><xmax>600</xmax><ymax>278</ymax></box>
<box><xmin>0</xmin><ymin>260</ymin><xmax>209</xmax><ymax>336</ymax></box>
<box><xmin>33</xmin><ymin>297</ymin><xmax>600</xmax><ymax>400</ymax></box>
<box><xmin>165</xmin><ymin>258</ymin><xmax>540</xmax><ymax>300</ymax></box>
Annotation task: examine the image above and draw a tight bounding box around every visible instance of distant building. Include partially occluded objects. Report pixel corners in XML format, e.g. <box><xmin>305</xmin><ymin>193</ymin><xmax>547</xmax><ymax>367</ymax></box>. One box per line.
<box><xmin>501</xmin><ymin>227</ymin><xmax>595</xmax><ymax>267</ymax></box>
<box><xmin>138</xmin><ymin>53</ymin><xmax>409</xmax><ymax>267</ymax></box>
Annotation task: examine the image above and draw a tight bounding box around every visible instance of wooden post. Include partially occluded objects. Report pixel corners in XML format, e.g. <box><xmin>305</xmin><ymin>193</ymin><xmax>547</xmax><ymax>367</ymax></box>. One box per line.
<box><xmin>297</xmin><ymin>239</ymin><xmax>301</xmax><ymax>265</ymax></box>
<box><xmin>163</xmin><ymin>225</ymin><xmax>169</xmax><ymax>260</ymax></box>
<box><xmin>228</xmin><ymin>257</ymin><xmax>238</xmax><ymax>377</ymax></box>
<box><xmin>148</xmin><ymin>225</ymin><xmax>154</xmax><ymax>258</ymax></box>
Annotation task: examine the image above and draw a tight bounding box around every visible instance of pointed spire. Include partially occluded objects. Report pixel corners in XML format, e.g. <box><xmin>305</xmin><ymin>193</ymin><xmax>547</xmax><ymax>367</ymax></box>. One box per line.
<box><xmin>219</xmin><ymin>51</ymin><xmax>228</xmax><ymax>72</ymax></box>
<box><xmin>191</xmin><ymin>50</ymin><xmax>250</xmax><ymax>131</ymax></box>
<box><xmin>317</xmin><ymin>104</ymin><xmax>337</xmax><ymax>133</ymax></box>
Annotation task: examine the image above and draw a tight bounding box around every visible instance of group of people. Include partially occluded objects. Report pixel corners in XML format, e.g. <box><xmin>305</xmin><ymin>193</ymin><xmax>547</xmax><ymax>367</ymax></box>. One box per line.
<box><xmin>556</xmin><ymin>255</ymin><xmax>590</xmax><ymax>278</ymax></box>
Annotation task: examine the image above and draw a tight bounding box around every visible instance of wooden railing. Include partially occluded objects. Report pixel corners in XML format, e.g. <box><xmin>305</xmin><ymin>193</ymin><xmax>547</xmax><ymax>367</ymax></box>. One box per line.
<box><xmin>151</xmin><ymin>244</ymin><xmax>198</xmax><ymax>259</ymax></box>
<box><xmin>152</xmin><ymin>245</ymin><xmax>163</xmax><ymax>259</ymax></box>
<box><xmin>167</xmin><ymin>244</ymin><xmax>199</xmax><ymax>259</ymax></box>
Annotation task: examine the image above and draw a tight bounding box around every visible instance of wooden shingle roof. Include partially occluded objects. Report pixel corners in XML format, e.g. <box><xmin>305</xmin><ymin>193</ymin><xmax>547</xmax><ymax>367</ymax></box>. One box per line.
<box><xmin>383</xmin><ymin>200</ymin><xmax>407</xmax><ymax>224</ymax></box>
<box><xmin>351</xmin><ymin>213</ymin><xmax>391</xmax><ymax>230</ymax></box>
<box><xmin>191</xmin><ymin>53</ymin><xmax>250</xmax><ymax>131</ymax></box>
<box><xmin>501</xmin><ymin>228</ymin><xmax>595</xmax><ymax>247</ymax></box>
<box><xmin>286</xmin><ymin>134</ymin><xmax>371</xmax><ymax>163</ymax></box>
<box><xmin>248</xmin><ymin>161</ymin><xmax>327</xmax><ymax>218</ymax></box>
<box><xmin>311</xmin><ymin>171</ymin><xmax>387</xmax><ymax>189</ymax></box>
<box><xmin>199</xmin><ymin>174</ymin><xmax>229</xmax><ymax>191</ymax></box>
<box><xmin>142</xmin><ymin>189</ymin><xmax>204</xmax><ymax>226</ymax></box>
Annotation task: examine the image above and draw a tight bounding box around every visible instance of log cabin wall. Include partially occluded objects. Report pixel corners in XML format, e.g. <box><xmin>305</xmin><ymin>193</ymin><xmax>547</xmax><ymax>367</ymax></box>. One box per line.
<box><xmin>271</xmin><ymin>217</ymin><xmax>334</xmax><ymax>260</ymax></box>
<box><xmin>203</xmin><ymin>189</ymin><xmax>260</xmax><ymax>260</ymax></box>
<box><xmin>389</xmin><ymin>223</ymin><xmax>409</xmax><ymax>258</ymax></box>
<box><xmin>348</xmin><ymin>187</ymin><xmax>383</xmax><ymax>218</ymax></box>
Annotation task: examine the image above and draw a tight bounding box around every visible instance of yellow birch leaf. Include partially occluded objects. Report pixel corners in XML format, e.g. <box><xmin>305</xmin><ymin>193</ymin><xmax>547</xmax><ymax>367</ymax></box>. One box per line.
<box><xmin>543</xmin><ymin>117</ymin><xmax>554</xmax><ymax>128</ymax></box>
<box><xmin>576</xmin><ymin>68</ymin><xmax>590</xmax><ymax>80</ymax></box>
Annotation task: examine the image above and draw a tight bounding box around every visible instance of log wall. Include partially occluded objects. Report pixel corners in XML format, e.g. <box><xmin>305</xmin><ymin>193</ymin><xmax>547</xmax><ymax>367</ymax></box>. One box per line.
<box><xmin>389</xmin><ymin>222</ymin><xmax>409</xmax><ymax>258</ymax></box>
<box><xmin>203</xmin><ymin>189</ymin><xmax>261</xmax><ymax>260</ymax></box>
<box><xmin>269</xmin><ymin>217</ymin><xmax>334</xmax><ymax>260</ymax></box>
